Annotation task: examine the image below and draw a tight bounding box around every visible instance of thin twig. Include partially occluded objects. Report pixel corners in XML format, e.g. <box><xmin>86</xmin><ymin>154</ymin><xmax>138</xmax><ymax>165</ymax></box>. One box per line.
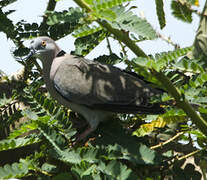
<box><xmin>177</xmin><ymin>149</ymin><xmax>202</xmax><ymax>161</ymax></box>
<box><xmin>157</xmin><ymin>32</ymin><xmax>180</xmax><ymax>48</ymax></box>
<box><xmin>106</xmin><ymin>37</ymin><xmax>113</xmax><ymax>55</ymax></box>
<box><xmin>118</xmin><ymin>41</ymin><xmax>128</xmax><ymax>58</ymax></box>
<box><xmin>118</xmin><ymin>40</ymin><xmax>133</xmax><ymax>70</ymax></box>
<box><xmin>151</xmin><ymin>132</ymin><xmax>184</xmax><ymax>150</ymax></box>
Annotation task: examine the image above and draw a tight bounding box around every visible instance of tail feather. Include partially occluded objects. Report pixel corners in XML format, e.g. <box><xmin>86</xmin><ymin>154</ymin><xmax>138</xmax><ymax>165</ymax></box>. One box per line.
<box><xmin>92</xmin><ymin>103</ymin><xmax>165</xmax><ymax>114</ymax></box>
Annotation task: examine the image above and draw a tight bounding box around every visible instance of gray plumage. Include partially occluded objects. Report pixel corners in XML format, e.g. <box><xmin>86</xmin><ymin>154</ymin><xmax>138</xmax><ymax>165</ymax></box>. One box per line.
<box><xmin>26</xmin><ymin>36</ymin><xmax>164</xmax><ymax>142</ymax></box>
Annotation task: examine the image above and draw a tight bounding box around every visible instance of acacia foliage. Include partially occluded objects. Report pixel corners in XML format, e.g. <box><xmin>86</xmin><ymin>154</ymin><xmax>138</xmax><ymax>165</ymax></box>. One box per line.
<box><xmin>0</xmin><ymin>0</ymin><xmax>207</xmax><ymax>179</ymax></box>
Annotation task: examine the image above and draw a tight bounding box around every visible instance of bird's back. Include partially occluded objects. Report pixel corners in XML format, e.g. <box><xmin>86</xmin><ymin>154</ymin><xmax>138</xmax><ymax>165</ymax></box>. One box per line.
<box><xmin>52</xmin><ymin>54</ymin><xmax>164</xmax><ymax>114</ymax></box>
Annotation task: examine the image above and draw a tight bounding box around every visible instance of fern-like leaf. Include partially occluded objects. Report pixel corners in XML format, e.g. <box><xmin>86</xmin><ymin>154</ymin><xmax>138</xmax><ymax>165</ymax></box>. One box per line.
<box><xmin>0</xmin><ymin>98</ymin><xmax>23</xmax><ymax>138</ymax></box>
<box><xmin>73</xmin><ymin>25</ymin><xmax>103</xmax><ymax>38</ymax></box>
<box><xmin>0</xmin><ymin>161</ymin><xmax>29</xmax><ymax>179</ymax></box>
<box><xmin>86</xmin><ymin>0</ymin><xmax>134</xmax><ymax>9</ymax></box>
<box><xmin>85</xmin><ymin>0</ymin><xmax>135</xmax><ymax>22</ymax></box>
<box><xmin>0</xmin><ymin>0</ymin><xmax>17</xmax><ymax>7</ymax></box>
<box><xmin>133</xmin><ymin>113</ymin><xmax>186</xmax><ymax>137</ymax></box>
<box><xmin>154</xmin><ymin>46</ymin><xmax>192</xmax><ymax>70</ymax></box>
<box><xmin>46</xmin><ymin>7</ymin><xmax>86</xmax><ymax>39</ymax></box>
<box><xmin>190</xmin><ymin>73</ymin><xmax>207</xmax><ymax>88</ymax></box>
<box><xmin>74</xmin><ymin>30</ymin><xmax>107</xmax><ymax>56</ymax></box>
<box><xmin>8</xmin><ymin>120</ymin><xmax>38</xmax><ymax>139</ymax></box>
<box><xmin>0</xmin><ymin>136</ymin><xmax>39</xmax><ymax>151</ymax></box>
<box><xmin>171</xmin><ymin>0</ymin><xmax>192</xmax><ymax>23</ymax></box>
<box><xmin>23</xmin><ymin>84</ymin><xmax>67</xmax><ymax>120</ymax></box>
<box><xmin>46</xmin><ymin>7</ymin><xmax>84</xmax><ymax>26</ymax></box>
<box><xmin>110</xmin><ymin>6</ymin><xmax>157</xmax><ymax>40</ymax></box>
<box><xmin>99</xmin><ymin>160</ymin><xmax>136</xmax><ymax>179</ymax></box>
<box><xmin>94</xmin><ymin>53</ymin><xmax>121</xmax><ymax>65</ymax></box>
<box><xmin>173</xmin><ymin>57</ymin><xmax>204</xmax><ymax>74</ymax></box>
<box><xmin>133</xmin><ymin>46</ymin><xmax>192</xmax><ymax>71</ymax></box>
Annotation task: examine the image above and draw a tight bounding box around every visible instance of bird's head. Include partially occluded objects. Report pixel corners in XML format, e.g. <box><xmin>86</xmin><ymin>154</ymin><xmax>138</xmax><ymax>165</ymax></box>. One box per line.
<box><xmin>25</xmin><ymin>36</ymin><xmax>61</xmax><ymax>62</ymax></box>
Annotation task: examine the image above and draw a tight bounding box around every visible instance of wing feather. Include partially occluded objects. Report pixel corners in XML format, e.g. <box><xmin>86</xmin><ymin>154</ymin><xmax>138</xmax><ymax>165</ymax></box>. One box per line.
<box><xmin>53</xmin><ymin>55</ymin><xmax>164</xmax><ymax>114</ymax></box>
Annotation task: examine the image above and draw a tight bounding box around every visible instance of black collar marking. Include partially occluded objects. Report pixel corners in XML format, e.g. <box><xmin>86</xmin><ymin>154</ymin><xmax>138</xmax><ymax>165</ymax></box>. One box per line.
<box><xmin>56</xmin><ymin>50</ymin><xmax>66</xmax><ymax>57</ymax></box>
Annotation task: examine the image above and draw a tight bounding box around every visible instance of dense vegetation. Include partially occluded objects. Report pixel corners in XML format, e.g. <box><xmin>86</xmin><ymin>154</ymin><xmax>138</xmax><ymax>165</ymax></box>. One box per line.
<box><xmin>0</xmin><ymin>0</ymin><xmax>207</xmax><ymax>179</ymax></box>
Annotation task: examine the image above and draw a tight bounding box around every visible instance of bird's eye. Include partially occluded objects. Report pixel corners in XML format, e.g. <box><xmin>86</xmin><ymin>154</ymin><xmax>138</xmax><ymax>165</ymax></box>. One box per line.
<box><xmin>41</xmin><ymin>40</ymin><xmax>46</xmax><ymax>47</ymax></box>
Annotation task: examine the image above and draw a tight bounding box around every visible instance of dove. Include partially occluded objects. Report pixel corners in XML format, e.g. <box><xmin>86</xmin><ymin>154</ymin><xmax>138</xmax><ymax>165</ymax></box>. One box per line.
<box><xmin>25</xmin><ymin>36</ymin><xmax>164</xmax><ymax>142</ymax></box>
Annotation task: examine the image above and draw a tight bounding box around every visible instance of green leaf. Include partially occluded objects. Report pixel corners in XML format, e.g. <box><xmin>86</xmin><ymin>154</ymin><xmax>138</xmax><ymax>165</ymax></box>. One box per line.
<box><xmin>199</xmin><ymin>107</ymin><xmax>207</xmax><ymax>114</ymax></box>
<box><xmin>103</xmin><ymin>160</ymin><xmax>136</xmax><ymax>179</ymax></box>
<box><xmin>155</xmin><ymin>0</ymin><xmax>166</xmax><ymax>29</ymax></box>
<box><xmin>0</xmin><ymin>94</ymin><xmax>13</xmax><ymax>106</ymax></box>
<box><xmin>0</xmin><ymin>9</ymin><xmax>17</xmax><ymax>39</ymax></box>
<box><xmin>132</xmin><ymin>47</ymin><xmax>192</xmax><ymax>72</ymax></box>
<box><xmin>133</xmin><ymin>57</ymin><xmax>159</xmax><ymax>71</ymax></box>
<box><xmin>81</xmin><ymin>164</ymin><xmax>97</xmax><ymax>177</ymax></box>
<box><xmin>41</xmin><ymin>163</ymin><xmax>58</xmax><ymax>174</ymax></box>
<box><xmin>94</xmin><ymin>53</ymin><xmax>121</xmax><ymax>65</ymax></box>
<box><xmin>97</xmin><ymin>9</ymin><xmax>117</xmax><ymax>21</ymax></box>
<box><xmin>73</xmin><ymin>25</ymin><xmax>103</xmax><ymax>38</ymax></box>
<box><xmin>74</xmin><ymin>30</ymin><xmax>106</xmax><ymax>56</ymax></box>
<box><xmin>88</xmin><ymin>0</ymin><xmax>134</xmax><ymax>9</ymax></box>
<box><xmin>8</xmin><ymin>121</ymin><xmax>38</xmax><ymax>139</ymax></box>
<box><xmin>171</xmin><ymin>1</ymin><xmax>192</xmax><ymax>23</ymax></box>
<box><xmin>22</xmin><ymin>109</ymin><xmax>38</xmax><ymax>120</ymax></box>
<box><xmin>132</xmin><ymin>57</ymin><xmax>148</xmax><ymax>67</ymax></box>
<box><xmin>174</xmin><ymin>57</ymin><xmax>203</xmax><ymax>73</ymax></box>
<box><xmin>139</xmin><ymin>144</ymin><xmax>155</xmax><ymax>164</ymax></box>
<box><xmin>94</xmin><ymin>120</ymin><xmax>160</xmax><ymax>165</ymax></box>
<box><xmin>109</xmin><ymin>6</ymin><xmax>157</xmax><ymax>39</ymax></box>
<box><xmin>46</xmin><ymin>7</ymin><xmax>84</xmax><ymax>26</ymax></box>
<box><xmin>0</xmin><ymin>136</ymin><xmax>40</xmax><ymax>151</ymax></box>
<box><xmin>0</xmin><ymin>161</ymin><xmax>29</xmax><ymax>178</ymax></box>
<box><xmin>0</xmin><ymin>0</ymin><xmax>17</xmax><ymax>7</ymax></box>
<box><xmin>46</xmin><ymin>7</ymin><xmax>86</xmax><ymax>39</ymax></box>
<box><xmin>43</xmin><ymin>98</ymin><xmax>50</xmax><ymax>109</ymax></box>
<box><xmin>49</xmin><ymin>101</ymin><xmax>55</xmax><ymax>114</ymax></box>
<box><xmin>51</xmin><ymin>149</ymin><xmax>82</xmax><ymax>164</ymax></box>
<box><xmin>155</xmin><ymin>46</ymin><xmax>193</xmax><ymax>70</ymax></box>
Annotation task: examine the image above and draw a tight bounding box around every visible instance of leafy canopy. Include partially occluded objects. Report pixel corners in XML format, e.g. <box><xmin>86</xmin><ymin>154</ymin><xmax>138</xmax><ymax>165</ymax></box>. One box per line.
<box><xmin>0</xmin><ymin>0</ymin><xmax>206</xmax><ymax>179</ymax></box>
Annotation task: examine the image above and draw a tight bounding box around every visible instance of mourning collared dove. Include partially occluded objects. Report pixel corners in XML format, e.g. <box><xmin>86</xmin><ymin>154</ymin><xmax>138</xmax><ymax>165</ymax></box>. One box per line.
<box><xmin>25</xmin><ymin>36</ymin><xmax>164</xmax><ymax>142</ymax></box>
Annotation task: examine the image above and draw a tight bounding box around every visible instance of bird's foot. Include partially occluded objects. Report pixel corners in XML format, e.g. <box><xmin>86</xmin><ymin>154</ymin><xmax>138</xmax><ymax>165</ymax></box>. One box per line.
<box><xmin>72</xmin><ymin>126</ymin><xmax>95</xmax><ymax>146</ymax></box>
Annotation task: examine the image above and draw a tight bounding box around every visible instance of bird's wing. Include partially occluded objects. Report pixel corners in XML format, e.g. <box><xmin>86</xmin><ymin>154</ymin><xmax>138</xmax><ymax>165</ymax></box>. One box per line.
<box><xmin>52</xmin><ymin>55</ymin><xmax>164</xmax><ymax>114</ymax></box>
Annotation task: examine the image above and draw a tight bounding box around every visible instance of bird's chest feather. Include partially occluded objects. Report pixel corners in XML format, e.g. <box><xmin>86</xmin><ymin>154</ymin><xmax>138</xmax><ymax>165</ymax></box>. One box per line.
<box><xmin>50</xmin><ymin>58</ymin><xmax>64</xmax><ymax>81</ymax></box>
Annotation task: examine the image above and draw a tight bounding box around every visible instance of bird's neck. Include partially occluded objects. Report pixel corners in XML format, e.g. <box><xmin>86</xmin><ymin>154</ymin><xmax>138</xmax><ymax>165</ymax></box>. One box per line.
<box><xmin>41</xmin><ymin>48</ymin><xmax>61</xmax><ymax>90</ymax></box>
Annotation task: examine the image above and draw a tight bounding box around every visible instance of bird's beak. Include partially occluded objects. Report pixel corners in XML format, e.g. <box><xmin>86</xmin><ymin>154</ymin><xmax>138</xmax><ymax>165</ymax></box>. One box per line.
<box><xmin>24</xmin><ymin>48</ymin><xmax>36</xmax><ymax>61</ymax></box>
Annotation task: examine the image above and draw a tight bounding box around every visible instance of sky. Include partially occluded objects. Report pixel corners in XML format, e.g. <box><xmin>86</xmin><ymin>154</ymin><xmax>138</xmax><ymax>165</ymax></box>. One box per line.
<box><xmin>0</xmin><ymin>0</ymin><xmax>205</xmax><ymax>75</ymax></box>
